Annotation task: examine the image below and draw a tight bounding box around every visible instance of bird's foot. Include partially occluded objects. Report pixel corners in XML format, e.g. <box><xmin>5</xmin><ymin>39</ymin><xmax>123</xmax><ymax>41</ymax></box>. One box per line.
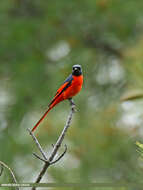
<box><xmin>68</xmin><ymin>98</ymin><xmax>77</xmax><ymax>112</ymax></box>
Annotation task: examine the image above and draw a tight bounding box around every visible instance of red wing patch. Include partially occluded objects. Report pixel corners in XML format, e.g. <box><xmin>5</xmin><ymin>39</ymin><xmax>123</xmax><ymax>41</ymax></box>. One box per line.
<box><xmin>48</xmin><ymin>81</ymin><xmax>71</xmax><ymax>107</ymax></box>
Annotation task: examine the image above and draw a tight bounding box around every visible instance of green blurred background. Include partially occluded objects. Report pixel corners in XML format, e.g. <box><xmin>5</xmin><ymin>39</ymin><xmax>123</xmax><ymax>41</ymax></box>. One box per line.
<box><xmin>1</xmin><ymin>0</ymin><xmax>143</xmax><ymax>189</ymax></box>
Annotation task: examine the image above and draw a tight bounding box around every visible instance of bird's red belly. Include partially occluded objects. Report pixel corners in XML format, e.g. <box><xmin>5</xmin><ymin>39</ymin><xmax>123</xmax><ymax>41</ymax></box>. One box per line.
<box><xmin>63</xmin><ymin>75</ymin><xmax>83</xmax><ymax>99</ymax></box>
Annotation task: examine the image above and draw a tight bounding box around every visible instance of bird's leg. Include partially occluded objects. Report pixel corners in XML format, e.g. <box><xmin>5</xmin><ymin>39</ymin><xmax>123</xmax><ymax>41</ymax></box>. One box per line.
<box><xmin>68</xmin><ymin>98</ymin><xmax>75</xmax><ymax>106</ymax></box>
<box><xmin>68</xmin><ymin>98</ymin><xmax>76</xmax><ymax>112</ymax></box>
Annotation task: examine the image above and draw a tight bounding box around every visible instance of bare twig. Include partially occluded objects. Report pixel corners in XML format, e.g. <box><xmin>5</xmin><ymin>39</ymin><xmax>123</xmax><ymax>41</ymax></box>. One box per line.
<box><xmin>33</xmin><ymin>144</ymin><xmax>67</xmax><ymax>165</ymax></box>
<box><xmin>29</xmin><ymin>99</ymin><xmax>75</xmax><ymax>190</ymax></box>
<box><xmin>0</xmin><ymin>160</ymin><xmax>19</xmax><ymax>190</ymax></box>
<box><xmin>33</xmin><ymin>153</ymin><xmax>48</xmax><ymax>163</ymax></box>
<box><xmin>0</xmin><ymin>164</ymin><xmax>3</xmax><ymax>176</ymax></box>
<box><xmin>27</xmin><ymin>128</ymin><xmax>48</xmax><ymax>161</ymax></box>
<box><xmin>50</xmin><ymin>144</ymin><xmax>67</xmax><ymax>165</ymax></box>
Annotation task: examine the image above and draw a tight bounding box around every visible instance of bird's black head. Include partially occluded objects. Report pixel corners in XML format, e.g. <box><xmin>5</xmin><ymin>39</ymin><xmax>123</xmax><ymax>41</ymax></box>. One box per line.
<box><xmin>72</xmin><ymin>65</ymin><xmax>82</xmax><ymax>76</ymax></box>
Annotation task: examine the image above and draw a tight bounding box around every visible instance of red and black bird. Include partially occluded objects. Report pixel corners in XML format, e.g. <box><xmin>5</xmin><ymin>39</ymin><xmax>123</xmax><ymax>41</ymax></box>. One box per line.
<box><xmin>31</xmin><ymin>65</ymin><xmax>83</xmax><ymax>132</ymax></box>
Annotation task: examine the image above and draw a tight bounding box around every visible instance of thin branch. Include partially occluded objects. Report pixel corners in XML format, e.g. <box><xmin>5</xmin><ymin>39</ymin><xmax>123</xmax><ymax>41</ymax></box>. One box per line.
<box><xmin>27</xmin><ymin>128</ymin><xmax>48</xmax><ymax>161</ymax></box>
<box><xmin>29</xmin><ymin>99</ymin><xmax>75</xmax><ymax>190</ymax></box>
<box><xmin>50</xmin><ymin>144</ymin><xmax>67</xmax><ymax>165</ymax></box>
<box><xmin>33</xmin><ymin>153</ymin><xmax>48</xmax><ymax>163</ymax></box>
<box><xmin>33</xmin><ymin>144</ymin><xmax>67</xmax><ymax>165</ymax></box>
<box><xmin>48</xmin><ymin>102</ymin><xmax>75</xmax><ymax>164</ymax></box>
<box><xmin>0</xmin><ymin>160</ymin><xmax>19</xmax><ymax>190</ymax></box>
<box><xmin>0</xmin><ymin>164</ymin><xmax>3</xmax><ymax>176</ymax></box>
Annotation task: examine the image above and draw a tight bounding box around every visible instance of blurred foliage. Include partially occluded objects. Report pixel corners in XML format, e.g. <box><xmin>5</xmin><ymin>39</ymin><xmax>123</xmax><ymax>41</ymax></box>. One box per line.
<box><xmin>136</xmin><ymin>141</ymin><xmax>143</xmax><ymax>158</ymax></box>
<box><xmin>1</xmin><ymin>0</ymin><xmax>143</xmax><ymax>189</ymax></box>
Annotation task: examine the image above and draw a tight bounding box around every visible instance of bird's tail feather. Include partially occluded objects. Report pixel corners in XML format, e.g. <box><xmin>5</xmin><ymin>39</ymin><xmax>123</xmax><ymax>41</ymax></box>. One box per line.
<box><xmin>31</xmin><ymin>107</ymin><xmax>52</xmax><ymax>132</ymax></box>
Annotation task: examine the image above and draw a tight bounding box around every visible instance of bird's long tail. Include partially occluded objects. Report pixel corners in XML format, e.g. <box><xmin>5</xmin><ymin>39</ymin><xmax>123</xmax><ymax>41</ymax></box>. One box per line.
<box><xmin>31</xmin><ymin>107</ymin><xmax>52</xmax><ymax>132</ymax></box>
<box><xmin>31</xmin><ymin>91</ymin><xmax>64</xmax><ymax>132</ymax></box>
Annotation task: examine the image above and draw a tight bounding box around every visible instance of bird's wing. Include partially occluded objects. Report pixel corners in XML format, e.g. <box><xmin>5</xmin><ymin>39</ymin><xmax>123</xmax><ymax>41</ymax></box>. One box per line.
<box><xmin>48</xmin><ymin>74</ymin><xmax>73</xmax><ymax>107</ymax></box>
<box><xmin>63</xmin><ymin>74</ymin><xmax>73</xmax><ymax>84</ymax></box>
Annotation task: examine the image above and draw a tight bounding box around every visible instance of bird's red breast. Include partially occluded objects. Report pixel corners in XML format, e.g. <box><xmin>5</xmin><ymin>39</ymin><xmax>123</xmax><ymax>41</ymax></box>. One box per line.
<box><xmin>63</xmin><ymin>75</ymin><xmax>83</xmax><ymax>99</ymax></box>
<box><xmin>48</xmin><ymin>74</ymin><xmax>83</xmax><ymax>109</ymax></box>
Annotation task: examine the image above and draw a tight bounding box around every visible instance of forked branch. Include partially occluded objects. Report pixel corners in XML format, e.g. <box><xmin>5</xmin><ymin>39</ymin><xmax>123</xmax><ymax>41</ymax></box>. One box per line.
<box><xmin>28</xmin><ymin>99</ymin><xmax>76</xmax><ymax>190</ymax></box>
<box><xmin>0</xmin><ymin>160</ymin><xmax>19</xmax><ymax>190</ymax></box>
